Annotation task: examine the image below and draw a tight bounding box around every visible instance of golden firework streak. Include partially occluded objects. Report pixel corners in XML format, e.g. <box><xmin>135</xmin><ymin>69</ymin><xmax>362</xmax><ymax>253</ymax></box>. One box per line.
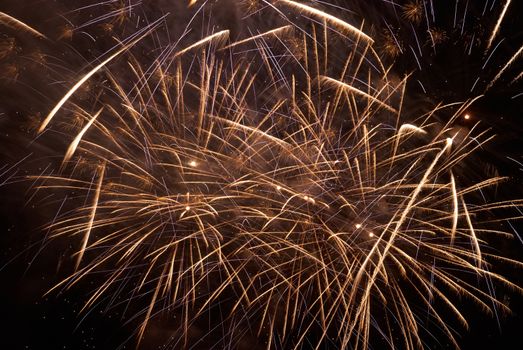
<box><xmin>486</xmin><ymin>0</ymin><xmax>512</xmax><ymax>51</ymax></box>
<box><xmin>486</xmin><ymin>43</ymin><xmax>523</xmax><ymax>91</ymax></box>
<box><xmin>0</xmin><ymin>11</ymin><xmax>47</xmax><ymax>39</ymax></box>
<box><xmin>321</xmin><ymin>76</ymin><xmax>399</xmax><ymax>113</ymax></box>
<box><xmin>38</xmin><ymin>16</ymin><xmax>168</xmax><ymax>134</ymax></box>
<box><xmin>63</xmin><ymin>108</ymin><xmax>103</xmax><ymax>165</ymax></box>
<box><xmin>75</xmin><ymin>163</ymin><xmax>105</xmax><ymax>270</ymax></box>
<box><xmin>279</xmin><ymin>0</ymin><xmax>374</xmax><ymax>44</ymax></box>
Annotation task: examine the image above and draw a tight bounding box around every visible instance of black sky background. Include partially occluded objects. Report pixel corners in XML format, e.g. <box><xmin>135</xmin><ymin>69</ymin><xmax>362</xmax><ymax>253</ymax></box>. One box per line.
<box><xmin>1</xmin><ymin>1</ymin><xmax>523</xmax><ymax>349</ymax></box>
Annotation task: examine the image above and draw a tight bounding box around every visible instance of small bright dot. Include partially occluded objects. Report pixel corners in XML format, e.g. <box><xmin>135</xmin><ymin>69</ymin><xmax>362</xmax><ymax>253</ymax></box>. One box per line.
<box><xmin>185</xmin><ymin>206</ymin><xmax>191</xmax><ymax>211</ymax></box>
<box><xmin>189</xmin><ymin>160</ymin><xmax>197</xmax><ymax>167</ymax></box>
<box><xmin>355</xmin><ymin>223</ymin><xmax>362</xmax><ymax>229</ymax></box>
<box><xmin>369</xmin><ymin>232</ymin><xmax>374</xmax><ymax>237</ymax></box>
<box><xmin>303</xmin><ymin>195</ymin><xmax>309</xmax><ymax>200</ymax></box>
<box><xmin>276</xmin><ymin>185</ymin><xmax>282</xmax><ymax>191</ymax></box>
<box><xmin>464</xmin><ymin>114</ymin><xmax>470</xmax><ymax>120</ymax></box>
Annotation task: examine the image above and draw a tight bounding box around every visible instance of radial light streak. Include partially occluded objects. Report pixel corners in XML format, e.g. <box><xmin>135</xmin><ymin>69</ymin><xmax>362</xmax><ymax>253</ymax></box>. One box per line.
<box><xmin>0</xmin><ymin>11</ymin><xmax>47</xmax><ymax>39</ymax></box>
<box><xmin>450</xmin><ymin>173</ymin><xmax>459</xmax><ymax>244</ymax></box>
<box><xmin>486</xmin><ymin>0</ymin><xmax>512</xmax><ymax>51</ymax></box>
<box><xmin>63</xmin><ymin>108</ymin><xmax>103</xmax><ymax>164</ymax></box>
<box><xmin>321</xmin><ymin>75</ymin><xmax>399</xmax><ymax>113</ymax></box>
<box><xmin>173</xmin><ymin>30</ymin><xmax>230</xmax><ymax>58</ymax></box>
<box><xmin>221</xmin><ymin>25</ymin><xmax>292</xmax><ymax>50</ymax></box>
<box><xmin>37</xmin><ymin>17</ymin><xmax>167</xmax><ymax>133</ymax></box>
<box><xmin>279</xmin><ymin>0</ymin><xmax>374</xmax><ymax>44</ymax></box>
<box><xmin>486</xmin><ymin>43</ymin><xmax>523</xmax><ymax>91</ymax></box>
<box><xmin>75</xmin><ymin>163</ymin><xmax>105</xmax><ymax>269</ymax></box>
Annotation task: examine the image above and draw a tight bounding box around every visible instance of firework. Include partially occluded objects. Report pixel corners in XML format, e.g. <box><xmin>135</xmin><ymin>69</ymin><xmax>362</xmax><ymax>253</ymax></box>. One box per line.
<box><xmin>402</xmin><ymin>2</ymin><xmax>424</xmax><ymax>25</ymax></box>
<box><xmin>5</xmin><ymin>1</ymin><xmax>523</xmax><ymax>349</ymax></box>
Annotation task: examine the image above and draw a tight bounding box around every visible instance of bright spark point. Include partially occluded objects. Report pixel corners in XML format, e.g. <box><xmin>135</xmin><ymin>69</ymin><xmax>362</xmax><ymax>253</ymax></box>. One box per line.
<box><xmin>189</xmin><ymin>160</ymin><xmax>197</xmax><ymax>167</ymax></box>
<box><xmin>355</xmin><ymin>224</ymin><xmax>362</xmax><ymax>229</ymax></box>
<box><xmin>185</xmin><ymin>206</ymin><xmax>191</xmax><ymax>211</ymax></box>
<box><xmin>464</xmin><ymin>114</ymin><xmax>471</xmax><ymax>120</ymax></box>
<box><xmin>369</xmin><ymin>232</ymin><xmax>374</xmax><ymax>237</ymax></box>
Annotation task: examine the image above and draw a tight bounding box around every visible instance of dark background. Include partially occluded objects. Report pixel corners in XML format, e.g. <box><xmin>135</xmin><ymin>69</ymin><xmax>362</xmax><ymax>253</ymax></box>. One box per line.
<box><xmin>1</xmin><ymin>1</ymin><xmax>522</xmax><ymax>349</ymax></box>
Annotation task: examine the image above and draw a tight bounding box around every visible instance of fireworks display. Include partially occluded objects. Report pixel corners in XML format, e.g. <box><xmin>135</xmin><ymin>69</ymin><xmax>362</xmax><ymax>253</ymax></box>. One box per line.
<box><xmin>1</xmin><ymin>1</ymin><xmax>523</xmax><ymax>349</ymax></box>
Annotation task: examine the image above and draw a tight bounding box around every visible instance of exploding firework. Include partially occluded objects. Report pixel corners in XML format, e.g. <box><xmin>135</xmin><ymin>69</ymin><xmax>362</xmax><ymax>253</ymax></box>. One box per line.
<box><xmin>2</xmin><ymin>0</ymin><xmax>523</xmax><ymax>349</ymax></box>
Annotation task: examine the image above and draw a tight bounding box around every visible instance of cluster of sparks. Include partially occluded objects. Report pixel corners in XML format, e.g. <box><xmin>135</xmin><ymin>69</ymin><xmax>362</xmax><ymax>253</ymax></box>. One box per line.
<box><xmin>3</xmin><ymin>0</ymin><xmax>523</xmax><ymax>349</ymax></box>
<box><xmin>380</xmin><ymin>0</ymin><xmax>522</xmax><ymax>96</ymax></box>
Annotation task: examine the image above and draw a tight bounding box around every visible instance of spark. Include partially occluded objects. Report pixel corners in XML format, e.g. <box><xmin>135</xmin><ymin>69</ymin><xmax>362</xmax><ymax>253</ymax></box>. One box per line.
<box><xmin>398</xmin><ymin>123</ymin><xmax>427</xmax><ymax>135</ymax></box>
<box><xmin>173</xmin><ymin>30</ymin><xmax>229</xmax><ymax>58</ymax></box>
<box><xmin>278</xmin><ymin>0</ymin><xmax>374</xmax><ymax>44</ymax></box>
<box><xmin>63</xmin><ymin>108</ymin><xmax>103</xmax><ymax>165</ymax></box>
<box><xmin>486</xmin><ymin>0</ymin><xmax>512</xmax><ymax>51</ymax></box>
<box><xmin>221</xmin><ymin>25</ymin><xmax>292</xmax><ymax>50</ymax></box>
<box><xmin>486</xmin><ymin>43</ymin><xmax>523</xmax><ymax>91</ymax></box>
<box><xmin>0</xmin><ymin>11</ymin><xmax>47</xmax><ymax>39</ymax></box>
<box><xmin>321</xmin><ymin>76</ymin><xmax>399</xmax><ymax>113</ymax></box>
<box><xmin>38</xmin><ymin>52</ymin><xmax>118</xmax><ymax>134</ymax></box>
<box><xmin>38</xmin><ymin>17</ymin><xmax>167</xmax><ymax>133</ymax></box>
<box><xmin>450</xmin><ymin>173</ymin><xmax>459</xmax><ymax>244</ymax></box>
<box><xmin>75</xmin><ymin>163</ymin><xmax>105</xmax><ymax>269</ymax></box>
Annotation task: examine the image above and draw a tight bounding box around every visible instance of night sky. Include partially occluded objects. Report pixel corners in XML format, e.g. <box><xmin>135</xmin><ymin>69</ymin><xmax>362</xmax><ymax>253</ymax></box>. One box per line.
<box><xmin>1</xmin><ymin>1</ymin><xmax>523</xmax><ymax>349</ymax></box>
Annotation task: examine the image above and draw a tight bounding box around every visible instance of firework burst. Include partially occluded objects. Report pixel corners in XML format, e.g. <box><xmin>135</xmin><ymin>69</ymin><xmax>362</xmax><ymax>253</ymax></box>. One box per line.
<box><xmin>402</xmin><ymin>2</ymin><xmax>424</xmax><ymax>25</ymax></box>
<box><xmin>4</xmin><ymin>0</ymin><xmax>523</xmax><ymax>349</ymax></box>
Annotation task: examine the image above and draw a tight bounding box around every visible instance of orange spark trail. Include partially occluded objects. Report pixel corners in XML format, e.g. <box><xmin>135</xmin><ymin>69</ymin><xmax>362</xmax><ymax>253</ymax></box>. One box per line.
<box><xmin>486</xmin><ymin>0</ymin><xmax>512</xmax><ymax>51</ymax></box>
<box><xmin>75</xmin><ymin>163</ymin><xmax>105</xmax><ymax>270</ymax></box>
<box><xmin>279</xmin><ymin>0</ymin><xmax>374</xmax><ymax>44</ymax></box>
<box><xmin>0</xmin><ymin>11</ymin><xmax>47</xmax><ymax>39</ymax></box>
